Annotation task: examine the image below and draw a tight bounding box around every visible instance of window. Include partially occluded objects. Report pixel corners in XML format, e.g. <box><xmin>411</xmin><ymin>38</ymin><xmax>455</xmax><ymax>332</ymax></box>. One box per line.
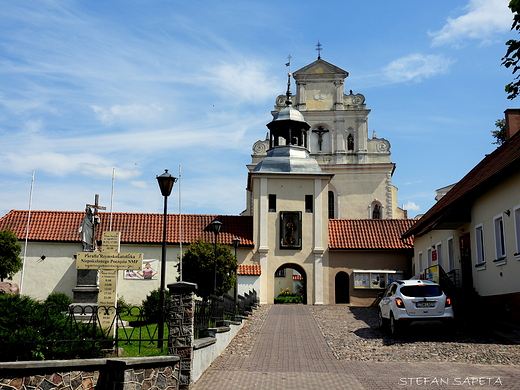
<box><xmin>447</xmin><ymin>237</ymin><xmax>455</xmax><ymax>271</ymax></box>
<box><xmin>353</xmin><ymin>270</ymin><xmax>403</xmax><ymax>289</ymax></box>
<box><xmin>475</xmin><ymin>224</ymin><xmax>485</xmax><ymax>267</ymax></box>
<box><xmin>268</xmin><ymin>194</ymin><xmax>276</xmax><ymax>212</ymax></box>
<box><xmin>305</xmin><ymin>195</ymin><xmax>313</xmax><ymax>213</ymax></box>
<box><xmin>328</xmin><ymin>191</ymin><xmax>335</xmax><ymax>219</ymax></box>
<box><xmin>274</xmin><ymin>268</ymin><xmax>286</xmax><ymax>277</ymax></box>
<box><xmin>436</xmin><ymin>243</ymin><xmax>443</xmax><ymax>268</ymax></box>
<box><xmin>494</xmin><ymin>214</ymin><xmax>506</xmax><ymax>263</ymax></box>
<box><xmin>515</xmin><ymin>206</ymin><xmax>520</xmax><ymax>257</ymax></box>
<box><xmin>427</xmin><ymin>248</ymin><xmax>432</xmax><ymax>268</ymax></box>
<box><xmin>418</xmin><ymin>252</ymin><xmax>423</xmax><ymax>273</ymax></box>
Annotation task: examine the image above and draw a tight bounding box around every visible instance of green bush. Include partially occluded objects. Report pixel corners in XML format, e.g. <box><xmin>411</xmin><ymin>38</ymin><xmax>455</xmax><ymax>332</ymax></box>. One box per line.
<box><xmin>274</xmin><ymin>288</ymin><xmax>303</xmax><ymax>304</ymax></box>
<box><xmin>44</xmin><ymin>292</ymin><xmax>72</xmax><ymax>311</ymax></box>
<box><xmin>142</xmin><ymin>288</ymin><xmax>170</xmax><ymax>323</ymax></box>
<box><xmin>0</xmin><ymin>294</ymin><xmax>108</xmax><ymax>361</ymax></box>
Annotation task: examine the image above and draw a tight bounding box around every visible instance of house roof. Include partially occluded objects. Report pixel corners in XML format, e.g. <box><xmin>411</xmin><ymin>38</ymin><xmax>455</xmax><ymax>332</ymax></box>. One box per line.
<box><xmin>403</xmin><ymin>130</ymin><xmax>520</xmax><ymax>239</ymax></box>
<box><xmin>0</xmin><ymin>210</ymin><xmax>415</xmax><ymax>251</ymax></box>
<box><xmin>328</xmin><ymin>219</ymin><xmax>415</xmax><ymax>249</ymax></box>
<box><xmin>0</xmin><ymin>210</ymin><xmax>254</xmax><ymax>246</ymax></box>
<box><xmin>238</xmin><ymin>264</ymin><xmax>261</xmax><ymax>276</ymax></box>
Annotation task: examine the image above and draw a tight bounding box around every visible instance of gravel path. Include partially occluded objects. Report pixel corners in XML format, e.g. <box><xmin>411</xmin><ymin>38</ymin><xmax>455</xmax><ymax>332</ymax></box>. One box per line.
<box><xmin>223</xmin><ymin>305</ymin><xmax>520</xmax><ymax>365</ymax></box>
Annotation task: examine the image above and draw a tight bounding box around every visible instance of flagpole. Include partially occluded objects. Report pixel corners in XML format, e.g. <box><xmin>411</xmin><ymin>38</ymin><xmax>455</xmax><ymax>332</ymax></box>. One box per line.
<box><xmin>20</xmin><ymin>169</ymin><xmax>35</xmax><ymax>295</ymax></box>
<box><xmin>110</xmin><ymin>167</ymin><xmax>115</xmax><ymax>231</ymax></box>
<box><xmin>179</xmin><ymin>164</ymin><xmax>183</xmax><ymax>281</ymax></box>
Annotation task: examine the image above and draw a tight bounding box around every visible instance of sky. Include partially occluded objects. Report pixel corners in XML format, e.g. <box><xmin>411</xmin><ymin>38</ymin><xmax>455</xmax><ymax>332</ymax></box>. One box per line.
<box><xmin>0</xmin><ymin>0</ymin><xmax>517</xmax><ymax>219</ymax></box>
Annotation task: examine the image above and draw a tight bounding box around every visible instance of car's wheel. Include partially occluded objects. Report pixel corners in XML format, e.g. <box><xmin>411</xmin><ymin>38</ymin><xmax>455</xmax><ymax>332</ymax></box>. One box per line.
<box><xmin>378</xmin><ymin>309</ymin><xmax>387</xmax><ymax>328</ymax></box>
<box><xmin>389</xmin><ymin>314</ymin><xmax>401</xmax><ymax>336</ymax></box>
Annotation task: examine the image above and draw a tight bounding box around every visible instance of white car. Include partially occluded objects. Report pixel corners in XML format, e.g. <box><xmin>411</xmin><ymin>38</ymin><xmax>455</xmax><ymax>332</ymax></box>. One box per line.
<box><xmin>378</xmin><ymin>279</ymin><xmax>454</xmax><ymax>336</ymax></box>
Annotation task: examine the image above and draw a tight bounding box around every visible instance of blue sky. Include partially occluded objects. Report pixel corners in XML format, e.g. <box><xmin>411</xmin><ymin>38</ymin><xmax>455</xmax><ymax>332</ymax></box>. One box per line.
<box><xmin>0</xmin><ymin>0</ymin><xmax>516</xmax><ymax>219</ymax></box>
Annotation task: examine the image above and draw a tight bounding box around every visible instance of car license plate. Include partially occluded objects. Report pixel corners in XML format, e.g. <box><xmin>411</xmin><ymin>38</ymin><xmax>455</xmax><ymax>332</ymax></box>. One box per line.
<box><xmin>416</xmin><ymin>301</ymin><xmax>435</xmax><ymax>308</ymax></box>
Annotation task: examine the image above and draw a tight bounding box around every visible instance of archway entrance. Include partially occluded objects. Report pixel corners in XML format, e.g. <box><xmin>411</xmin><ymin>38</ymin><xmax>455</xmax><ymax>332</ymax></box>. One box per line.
<box><xmin>335</xmin><ymin>271</ymin><xmax>350</xmax><ymax>304</ymax></box>
<box><xmin>273</xmin><ymin>264</ymin><xmax>307</xmax><ymax>304</ymax></box>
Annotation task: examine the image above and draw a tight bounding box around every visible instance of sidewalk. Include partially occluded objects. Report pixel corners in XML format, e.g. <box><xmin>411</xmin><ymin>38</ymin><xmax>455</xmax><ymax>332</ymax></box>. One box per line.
<box><xmin>192</xmin><ymin>305</ymin><xmax>520</xmax><ymax>390</ymax></box>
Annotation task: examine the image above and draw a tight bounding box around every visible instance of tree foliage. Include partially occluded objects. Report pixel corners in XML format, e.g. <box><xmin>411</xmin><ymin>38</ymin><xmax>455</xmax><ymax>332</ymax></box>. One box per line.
<box><xmin>492</xmin><ymin>118</ymin><xmax>507</xmax><ymax>145</ymax></box>
<box><xmin>177</xmin><ymin>238</ymin><xmax>237</xmax><ymax>299</ymax></box>
<box><xmin>502</xmin><ymin>0</ymin><xmax>520</xmax><ymax>99</ymax></box>
<box><xmin>0</xmin><ymin>228</ymin><xmax>22</xmax><ymax>282</ymax></box>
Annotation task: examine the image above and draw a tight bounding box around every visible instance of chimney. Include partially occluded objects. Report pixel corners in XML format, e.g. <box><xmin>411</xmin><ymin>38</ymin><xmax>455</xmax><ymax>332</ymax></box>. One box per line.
<box><xmin>504</xmin><ymin>109</ymin><xmax>520</xmax><ymax>140</ymax></box>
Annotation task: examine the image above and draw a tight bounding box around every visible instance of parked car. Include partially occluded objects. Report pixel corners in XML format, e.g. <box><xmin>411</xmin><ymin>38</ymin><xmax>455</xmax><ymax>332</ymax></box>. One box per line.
<box><xmin>378</xmin><ymin>279</ymin><xmax>454</xmax><ymax>336</ymax></box>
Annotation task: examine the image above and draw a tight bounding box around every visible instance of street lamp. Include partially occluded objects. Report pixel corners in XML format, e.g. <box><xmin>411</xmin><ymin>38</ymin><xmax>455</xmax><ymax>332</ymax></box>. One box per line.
<box><xmin>156</xmin><ymin>169</ymin><xmax>177</xmax><ymax>349</ymax></box>
<box><xmin>232</xmin><ymin>237</ymin><xmax>240</xmax><ymax>305</ymax></box>
<box><xmin>209</xmin><ymin>219</ymin><xmax>222</xmax><ymax>296</ymax></box>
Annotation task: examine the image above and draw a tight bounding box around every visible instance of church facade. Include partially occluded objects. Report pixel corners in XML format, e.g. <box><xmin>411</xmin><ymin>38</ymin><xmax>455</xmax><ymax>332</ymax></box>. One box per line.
<box><xmin>0</xmin><ymin>57</ymin><xmax>413</xmax><ymax>306</ymax></box>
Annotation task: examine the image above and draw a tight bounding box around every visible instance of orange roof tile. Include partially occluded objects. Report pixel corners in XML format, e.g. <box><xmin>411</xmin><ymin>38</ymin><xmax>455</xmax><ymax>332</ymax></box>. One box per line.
<box><xmin>329</xmin><ymin>219</ymin><xmax>415</xmax><ymax>249</ymax></box>
<box><xmin>0</xmin><ymin>210</ymin><xmax>254</xmax><ymax>246</ymax></box>
<box><xmin>238</xmin><ymin>264</ymin><xmax>261</xmax><ymax>275</ymax></box>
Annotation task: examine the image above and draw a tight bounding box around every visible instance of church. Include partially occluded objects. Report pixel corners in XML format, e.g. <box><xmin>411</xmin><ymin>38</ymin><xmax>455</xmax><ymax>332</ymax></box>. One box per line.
<box><xmin>0</xmin><ymin>56</ymin><xmax>414</xmax><ymax>306</ymax></box>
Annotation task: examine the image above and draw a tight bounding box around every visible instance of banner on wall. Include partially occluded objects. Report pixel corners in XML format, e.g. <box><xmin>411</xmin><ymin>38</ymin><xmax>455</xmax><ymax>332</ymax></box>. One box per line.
<box><xmin>124</xmin><ymin>259</ymin><xmax>159</xmax><ymax>280</ymax></box>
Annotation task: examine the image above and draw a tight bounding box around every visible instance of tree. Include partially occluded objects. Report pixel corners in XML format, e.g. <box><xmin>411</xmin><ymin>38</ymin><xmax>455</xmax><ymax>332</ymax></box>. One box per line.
<box><xmin>492</xmin><ymin>118</ymin><xmax>507</xmax><ymax>145</ymax></box>
<box><xmin>0</xmin><ymin>228</ymin><xmax>22</xmax><ymax>282</ymax></box>
<box><xmin>502</xmin><ymin>0</ymin><xmax>520</xmax><ymax>99</ymax></box>
<box><xmin>177</xmin><ymin>238</ymin><xmax>237</xmax><ymax>299</ymax></box>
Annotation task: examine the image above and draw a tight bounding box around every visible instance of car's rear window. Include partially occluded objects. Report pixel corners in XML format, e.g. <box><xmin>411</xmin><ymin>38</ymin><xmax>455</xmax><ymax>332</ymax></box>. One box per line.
<box><xmin>400</xmin><ymin>285</ymin><xmax>442</xmax><ymax>297</ymax></box>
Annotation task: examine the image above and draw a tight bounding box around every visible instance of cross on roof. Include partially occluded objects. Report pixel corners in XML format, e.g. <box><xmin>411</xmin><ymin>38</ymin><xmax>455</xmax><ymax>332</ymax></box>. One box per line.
<box><xmin>316</xmin><ymin>41</ymin><xmax>322</xmax><ymax>60</ymax></box>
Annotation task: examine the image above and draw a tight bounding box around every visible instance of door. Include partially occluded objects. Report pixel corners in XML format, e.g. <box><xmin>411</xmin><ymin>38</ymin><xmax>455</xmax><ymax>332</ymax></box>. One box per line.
<box><xmin>335</xmin><ymin>272</ymin><xmax>350</xmax><ymax>303</ymax></box>
<box><xmin>459</xmin><ymin>233</ymin><xmax>474</xmax><ymax>290</ymax></box>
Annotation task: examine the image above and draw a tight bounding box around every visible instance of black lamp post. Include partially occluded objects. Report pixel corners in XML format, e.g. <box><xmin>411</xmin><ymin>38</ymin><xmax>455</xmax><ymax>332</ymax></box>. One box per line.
<box><xmin>209</xmin><ymin>219</ymin><xmax>222</xmax><ymax>296</ymax></box>
<box><xmin>156</xmin><ymin>169</ymin><xmax>177</xmax><ymax>349</ymax></box>
<box><xmin>232</xmin><ymin>237</ymin><xmax>240</xmax><ymax>305</ymax></box>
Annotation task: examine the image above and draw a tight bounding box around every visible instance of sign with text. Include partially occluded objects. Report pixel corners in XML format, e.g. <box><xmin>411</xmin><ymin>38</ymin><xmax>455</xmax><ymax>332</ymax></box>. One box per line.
<box><xmin>102</xmin><ymin>231</ymin><xmax>120</xmax><ymax>253</ymax></box>
<box><xmin>76</xmin><ymin>252</ymin><xmax>143</xmax><ymax>270</ymax></box>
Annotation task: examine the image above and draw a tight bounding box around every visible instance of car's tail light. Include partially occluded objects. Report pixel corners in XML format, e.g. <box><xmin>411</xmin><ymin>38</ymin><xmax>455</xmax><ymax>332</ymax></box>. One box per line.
<box><xmin>395</xmin><ymin>297</ymin><xmax>405</xmax><ymax>308</ymax></box>
<box><xmin>445</xmin><ymin>297</ymin><xmax>452</xmax><ymax>307</ymax></box>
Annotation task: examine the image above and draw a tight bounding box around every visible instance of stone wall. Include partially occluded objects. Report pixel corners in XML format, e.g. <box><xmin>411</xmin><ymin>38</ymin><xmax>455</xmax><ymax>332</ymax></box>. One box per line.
<box><xmin>0</xmin><ymin>356</ymin><xmax>180</xmax><ymax>390</ymax></box>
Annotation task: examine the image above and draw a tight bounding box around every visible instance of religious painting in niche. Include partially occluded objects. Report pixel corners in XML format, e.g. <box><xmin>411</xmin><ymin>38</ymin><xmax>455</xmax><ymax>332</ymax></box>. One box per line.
<box><xmin>280</xmin><ymin>211</ymin><xmax>302</xmax><ymax>249</ymax></box>
<box><xmin>124</xmin><ymin>259</ymin><xmax>159</xmax><ymax>280</ymax></box>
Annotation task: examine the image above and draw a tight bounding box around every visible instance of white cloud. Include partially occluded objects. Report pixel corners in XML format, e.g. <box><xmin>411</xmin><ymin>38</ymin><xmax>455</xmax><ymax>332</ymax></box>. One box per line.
<box><xmin>429</xmin><ymin>0</ymin><xmax>512</xmax><ymax>47</ymax></box>
<box><xmin>383</xmin><ymin>54</ymin><xmax>453</xmax><ymax>83</ymax></box>
<box><xmin>403</xmin><ymin>201</ymin><xmax>421</xmax><ymax>212</ymax></box>
<box><xmin>131</xmin><ymin>181</ymin><xmax>148</xmax><ymax>189</ymax></box>
<box><xmin>92</xmin><ymin>103</ymin><xmax>170</xmax><ymax>125</ymax></box>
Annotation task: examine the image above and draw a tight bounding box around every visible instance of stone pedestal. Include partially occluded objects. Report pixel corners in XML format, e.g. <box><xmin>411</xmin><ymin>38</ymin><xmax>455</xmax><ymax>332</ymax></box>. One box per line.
<box><xmin>71</xmin><ymin>268</ymin><xmax>99</xmax><ymax>319</ymax></box>
<box><xmin>167</xmin><ymin>282</ymin><xmax>197</xmax><ymax>390</ymax></box>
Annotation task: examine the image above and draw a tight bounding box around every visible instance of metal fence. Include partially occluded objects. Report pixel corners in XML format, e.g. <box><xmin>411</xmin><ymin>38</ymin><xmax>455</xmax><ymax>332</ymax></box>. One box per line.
<box><xmin>0</xmin><ymin>289</ymin><xmax>259</xmax><ymax>361</ymax></box>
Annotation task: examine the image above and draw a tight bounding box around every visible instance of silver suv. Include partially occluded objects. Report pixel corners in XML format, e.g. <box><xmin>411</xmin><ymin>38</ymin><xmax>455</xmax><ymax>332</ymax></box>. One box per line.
<box><xmin>378</xmin><ymin>279</ymin><xmax>454</xmax><ymax>336</ymax></box>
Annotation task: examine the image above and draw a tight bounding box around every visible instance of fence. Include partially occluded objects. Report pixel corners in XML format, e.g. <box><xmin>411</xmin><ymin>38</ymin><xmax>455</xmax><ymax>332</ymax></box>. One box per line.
<box><xmin>0</xmin><ymin>289</ymin><xmax>259</xmax><ymax>362</ymax></box>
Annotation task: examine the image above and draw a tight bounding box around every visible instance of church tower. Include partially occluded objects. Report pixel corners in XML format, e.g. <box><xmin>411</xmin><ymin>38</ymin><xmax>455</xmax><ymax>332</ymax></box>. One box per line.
<box><xmin>247</xmin><ymin>75</ymin><xmax>334</xmax><ymax>304</ymax></box>
<box><xmin>250</xmin><ymin>58</ymin><xmax>406</xmax><ymax>220</ymax></box>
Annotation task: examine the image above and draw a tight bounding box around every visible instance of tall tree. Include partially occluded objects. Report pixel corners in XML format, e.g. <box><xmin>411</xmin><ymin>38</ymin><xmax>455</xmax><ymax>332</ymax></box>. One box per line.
<box><xmin>177</xmin><ymin>238</ymin><xmax>237</xmax><ymax>299</ymax></box>
<box><xmin>492</xmin><ymin>118</ymin><xmax>507</xmax><ymax>145</ymax></box>
<box><xmin>502</xmin><ymin>0</ymin><xmax>520</xmax><ymax>99</ymax></box>
<box><xmin>0</xmin><ymin>228</ymin><xmax>23</xmax><ymax>282</ymax></box>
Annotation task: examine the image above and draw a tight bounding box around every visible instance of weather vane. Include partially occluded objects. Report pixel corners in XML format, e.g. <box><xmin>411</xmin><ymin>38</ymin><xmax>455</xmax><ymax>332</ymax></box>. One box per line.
<box><xmin>316</xmin><ymin>40</ymin><xmax>322</xmax><ymax>60</ymax></box>
<box><xmin>285</xmin><ymin>54</ymin><xmax>292</xmax><ymax>72</ymax></box>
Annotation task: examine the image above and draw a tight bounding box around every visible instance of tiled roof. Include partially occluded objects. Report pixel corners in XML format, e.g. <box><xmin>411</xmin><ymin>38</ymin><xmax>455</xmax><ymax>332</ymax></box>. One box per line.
<box><xmin>403</xmin><ymin>130</ymin><xmax>520</xmax><ymax>239</ymax></box>
<box><xmin>293</xmin><ymin>274</ymin><xmax>303</xmax><ymax>280</ymax></box>
<box><xmin>238</xmin><ymin>264</ymin><xmax>261</xmax><ymax>275</ymax></box>
<box><xmin>329</xmin><ymin>219</ymin><xmax>415</xmax><ymax>249</ymax></box>
<box><xmin>0</xmin><ymin>210</ymin><xmax>254</xmax><ymax>246</ymax></box>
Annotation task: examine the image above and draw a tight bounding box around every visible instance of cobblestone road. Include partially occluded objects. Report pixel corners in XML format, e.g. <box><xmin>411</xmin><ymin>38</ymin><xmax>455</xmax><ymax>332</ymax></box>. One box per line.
<box><xmin>192</xmin><ymin>305</ymin><xmax>520</xmax><ymax>390</ymax></box>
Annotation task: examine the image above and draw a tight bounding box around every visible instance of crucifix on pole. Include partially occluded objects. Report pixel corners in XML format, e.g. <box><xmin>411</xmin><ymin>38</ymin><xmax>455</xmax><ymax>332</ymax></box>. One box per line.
<box><xmin>84</xmin><ymin>194</ymin><xmax>106</xmax><ymax>252</ymax></box>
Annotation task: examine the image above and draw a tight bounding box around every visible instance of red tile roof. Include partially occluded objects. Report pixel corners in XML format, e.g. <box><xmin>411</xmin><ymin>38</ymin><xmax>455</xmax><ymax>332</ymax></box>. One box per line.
<box><xmin>0</xmin><ymin>210</ymin><xmax>254</xmax><ymax>246</ymax></box>
<box><xmin>238</xmin><ymin>264</ymin><xmax>261</xmax><ymax>275</ymax></box>
<box><xmin>328</xmin><ymin>219</ymin><xmax>415</xmax><ymax>249</ymax></box>
<box><xmin>403</xmin><ymin>130</ymin><xmax>520</xmax><ymax>239</ymax></box>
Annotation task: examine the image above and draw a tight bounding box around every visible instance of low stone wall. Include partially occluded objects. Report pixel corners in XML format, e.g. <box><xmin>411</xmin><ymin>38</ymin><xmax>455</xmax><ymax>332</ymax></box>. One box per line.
<box><xmin>0</xmin><ymin>356</ymin><xmax>180</xmax><ymax>390</ymax></box>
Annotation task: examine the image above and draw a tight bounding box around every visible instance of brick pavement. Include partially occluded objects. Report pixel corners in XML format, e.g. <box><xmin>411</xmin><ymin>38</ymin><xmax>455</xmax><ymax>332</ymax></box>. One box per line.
<box><xmin>192</xmin><ymin>305</ymin><xmax>520</xmax><ymax>390</ymax></box>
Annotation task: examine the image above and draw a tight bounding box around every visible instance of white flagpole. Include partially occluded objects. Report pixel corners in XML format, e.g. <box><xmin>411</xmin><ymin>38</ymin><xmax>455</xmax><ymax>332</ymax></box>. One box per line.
<box><xmin>179</xmin><ymin>164</ymin><xmax>183</xmax><ymax>281</ymax></box>
<box><xmin>20</xmin><ymin>169</ymin><xmax>35</xmax><ymax>295</ymax></box>
<box><xmin>110</xmin><ymin>167</ymin><xmax>115</xmax><ymax>231</ymax></box>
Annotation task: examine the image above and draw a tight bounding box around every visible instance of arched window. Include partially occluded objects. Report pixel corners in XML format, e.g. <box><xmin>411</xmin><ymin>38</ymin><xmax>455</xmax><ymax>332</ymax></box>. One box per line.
<box><xmin>328</xmin><ymin>191</ymin><xmax>335</xmax><ymax>219</ymax></box>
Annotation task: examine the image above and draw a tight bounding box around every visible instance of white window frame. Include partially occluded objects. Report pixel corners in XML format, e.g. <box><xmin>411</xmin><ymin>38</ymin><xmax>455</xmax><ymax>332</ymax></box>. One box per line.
<box><xmin>493</xmin><ymin>213</ymin><xmax>506</xmax><ymax>265</ymax></box>
<box><xmin>436</xmin><ymin>242</ymin><xmax>443</xmax><ymax>269</ymax></box>
<box><xmin>514</xmin><ymin>205</ymin><xmax>520</xmax><ymax>259</ymax></box>
<box><xmin>418</xmin><ymin>252</ymin><xmax>423</xmax><ymax>274</ymax></box>
<box><xmin>447</xmin><ymin>237</ymin><xmax>455</xmax><ymax>271</ymax></box>
<box><xmin>475</xmin><ymin>223</ymin><xmax>486</xmax><ymax>270</ymax></box>
<box><xmin>427</xmin><ymin>248</ymin><xmax>432</xmax><ymax>268</ymax></box>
